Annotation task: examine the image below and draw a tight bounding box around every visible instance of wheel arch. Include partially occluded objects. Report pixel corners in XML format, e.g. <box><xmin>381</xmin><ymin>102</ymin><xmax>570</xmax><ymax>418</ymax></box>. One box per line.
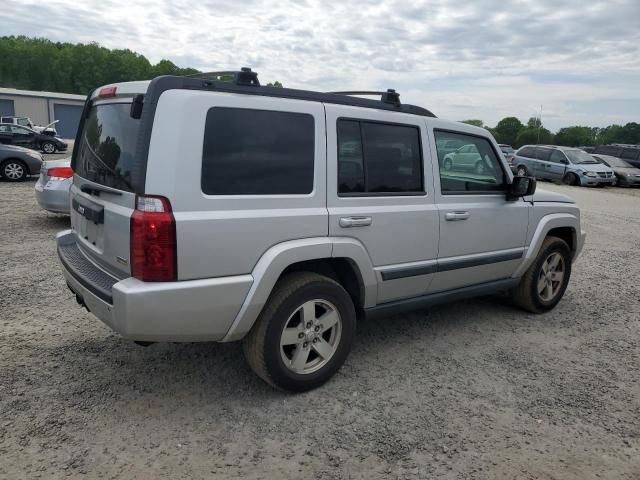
<box><xmin>222</xmin><ymin>237</ymin><xmax>377</xmax><ymax>342</ymax></box>
<box><xmin>512</xmin><ymin>213</ymin><xmax>582</xmax><ymax>278</ymax></box>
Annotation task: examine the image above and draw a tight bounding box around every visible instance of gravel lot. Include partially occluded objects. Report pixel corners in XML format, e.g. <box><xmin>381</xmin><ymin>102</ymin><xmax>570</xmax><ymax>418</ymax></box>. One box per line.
<box><xmin>1</xmin><ymin>178</ymin><xmax>638</xmax><ymax>479</ymax></box>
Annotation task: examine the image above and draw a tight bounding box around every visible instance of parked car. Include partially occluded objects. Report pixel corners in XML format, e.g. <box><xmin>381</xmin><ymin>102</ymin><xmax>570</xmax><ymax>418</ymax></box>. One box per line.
<box><xmin>56</xmin><ymin>70</ymin><xmax>585</xmax><ymax>392</ymax></box>
<box><xmin>513</xmin><ymin>145</ymin><xmax>616</xmax><ymax>186</ymax></box>
<box><xmin>592</xmin><ymin>144</ymin><xmax>640</xmax><ymax>168</ymax></box>
<box><xmin>499</xmin><ymin>144</ymin><xmax>516</xmax><ymax>170</ymax></box>
<box><xmin>592</xmin><ymin>154</ymin><xmax>640</xmax><ymax>187</ymax></box>
<box><xmin>0</xmin><ymin>143</ymin><xmax>43</xmax><ymax>181</ymax></box>
<box><xmin>35</xmin><ymin>157</ymin><xmax>73</xmax><ymax>213</ymax></box>
<box><xmin>442</xmin><ymin>143</ymin><xmax>489</xmax><ymax>174</ymax></box>
<box><xmin>0</xmin><ymin>116</ymin><xmax>59</xmax><ymax>135</ymax></box>
<box><xmin>0</xmin><ymin>124</ymin><xmax>67</xmax><ymax>153</ymax></box>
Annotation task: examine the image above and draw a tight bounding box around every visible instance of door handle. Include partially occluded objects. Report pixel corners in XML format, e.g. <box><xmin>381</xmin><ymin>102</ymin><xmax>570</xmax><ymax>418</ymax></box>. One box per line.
<box><xmin>339</xmin><ymin>216</ymin><xmax>372</xmax><ymax>228</ymax></box>
<box><xmin>445</xmin><ymin>211</ymin><xmax>470</xmax><ymax>221</ymax></box>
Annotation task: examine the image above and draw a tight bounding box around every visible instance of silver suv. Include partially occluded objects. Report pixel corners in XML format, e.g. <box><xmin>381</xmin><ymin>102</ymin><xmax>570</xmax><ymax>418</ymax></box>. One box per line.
<box><xmin>57</xmin><ymin>70</ymin><xmax>586</xmax><ymax>391</ymax></box>
<box><xmin>513</xmin><ymin>145</ymin><xmax>616</xmax><ymax>186</ymax></box>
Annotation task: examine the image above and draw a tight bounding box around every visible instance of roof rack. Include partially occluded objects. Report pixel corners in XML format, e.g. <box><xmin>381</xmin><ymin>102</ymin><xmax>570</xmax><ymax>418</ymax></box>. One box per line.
<box><xmin>329</xmin><ymin>89</ymin><xmax>401</xmax><ymax>106</ymax></box>
<box><xmin>186</xmin><ymin>67</ymin><xmax>260</xmax><ymax>86</ymax></box>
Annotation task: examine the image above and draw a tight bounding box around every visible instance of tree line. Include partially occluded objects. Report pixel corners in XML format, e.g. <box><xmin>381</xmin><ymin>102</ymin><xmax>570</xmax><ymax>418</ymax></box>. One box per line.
<box><xmin>0</xmin><ymin>36</ymin><xmax>283</xmax><ymax>95</ymax></box>
<box><xmin>461</xmin><ymin>118</ymin><xmax>639</xmax><ymax>148</ymax></box>
<box><xmin>1</xmin><ymin>37</ymin><xmax>635</xmax><ymax>146</ymax></box>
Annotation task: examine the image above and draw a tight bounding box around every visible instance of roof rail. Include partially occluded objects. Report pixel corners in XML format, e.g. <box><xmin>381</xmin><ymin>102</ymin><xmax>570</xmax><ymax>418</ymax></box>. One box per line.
<box><xmin>329</xmin><ymin>89</ymin><xmax>401</xmax><ymax>106</ymax></box>
<box><xmin>186</xmin><ymin>67</ymin><xmax>260</xmax><ymax>86</ymax></box>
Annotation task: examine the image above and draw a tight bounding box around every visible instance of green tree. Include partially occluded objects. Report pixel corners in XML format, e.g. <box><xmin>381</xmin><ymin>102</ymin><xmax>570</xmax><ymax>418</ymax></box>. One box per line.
<box><xmin>460</xmin><ymin>119</ymin><xmax>483</xmax><ymax>127</ymax></box>
<box><xmin>494</xmin><ymin>117</ymin><xmax>524</xmax><ymax>146</ymax></box>
<box><xmin>554</xmin><ymin>126</ymin><xmax>596</xmax><ymax>147</ymax></box>
<box><xmin>267</xmin><ymin>81</ymin><xmax>283</xmax><ymax>88</ymax></box>
<box><xmin>0</xmin><ymin>36</ymin><xmax>200</xmax><ymax>95</ymax></box>
<box><xmin>527</xmin><ymin>117</ymin><xmax>542</xmax><ymax>129</ymax></box>
<box><xmin>515</xmin><ymin>127</ymin><xmax>554</xmax><ymax>147</ymax></box>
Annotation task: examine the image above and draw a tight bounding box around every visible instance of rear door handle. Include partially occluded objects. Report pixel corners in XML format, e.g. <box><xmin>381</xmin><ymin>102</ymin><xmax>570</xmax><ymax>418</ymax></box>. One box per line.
<box><xmin>445</xmin><ymin>211</ymin><xmax>470</xmax><ymax>221</ymax></box>
<box><xmin>339</xmin><ymin>216</ymin><xmax>372</xmax><ymax>228</ymax></box>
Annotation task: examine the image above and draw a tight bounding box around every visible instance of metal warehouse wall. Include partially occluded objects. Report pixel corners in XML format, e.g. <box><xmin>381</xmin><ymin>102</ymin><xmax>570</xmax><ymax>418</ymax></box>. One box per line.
<box><xmin>0</xmin><ymin>95</ymin><xmax>49</xmax><ymax>125</ymax></box>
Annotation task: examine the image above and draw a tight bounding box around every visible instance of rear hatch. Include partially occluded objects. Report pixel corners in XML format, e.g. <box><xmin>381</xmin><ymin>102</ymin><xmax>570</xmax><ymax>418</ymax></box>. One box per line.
<box><xmin>70</xmin><ymin>95</ymin><xmax>143</xmax><ymax>279</ymax></box>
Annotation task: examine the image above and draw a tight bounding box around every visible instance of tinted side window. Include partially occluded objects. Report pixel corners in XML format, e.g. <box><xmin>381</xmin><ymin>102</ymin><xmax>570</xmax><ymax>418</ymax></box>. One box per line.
<box><xmin>337</xmin><ymin>120</ymin><xmax>365</xmax><ymax>193</ymax></box>
<box><xmin>621</xmin><ymin>148</ymin><xmax>640</xmax><ymax>161</ymax></box>
<box><xmin>434</xmin><ymin>131</ymin><xmax>506</xmax><ymax>193</ymax></box>
<box><xmin>518</xmin><ymin>147</ymin><xmax>535</xmax><ymax>158</ymax></box>
<box><xmin>202</xmin><ymin>108</ymin><xmax>314</xmax><ymax>195</ymax></box>
<box><xmin>549</xmin><ymin>150</ymin><xmax>567</xmax><ymax>163</ymax></box>
<box><xmin>337</xmin><ymin>120</ymin><xmax>423</xmax><ymax>195</ymax></box>
<box><xmin>535</xmin><ymin>148</ymin><xmax>552</xmax><ymax>161</ymax></box>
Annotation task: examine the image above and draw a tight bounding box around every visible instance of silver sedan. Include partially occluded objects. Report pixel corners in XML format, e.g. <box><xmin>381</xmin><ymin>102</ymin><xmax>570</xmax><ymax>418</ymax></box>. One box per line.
<box><xmin>35</xmin><ymin>158</ymin><xmax>73</xmax><ymax>214</ymax></box>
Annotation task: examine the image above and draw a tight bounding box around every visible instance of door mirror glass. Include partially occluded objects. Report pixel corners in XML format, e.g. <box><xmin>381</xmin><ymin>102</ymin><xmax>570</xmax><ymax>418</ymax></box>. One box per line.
<box><xmin>507</xmin><ymin>175</ymin><xmax>536</xmax><ymax>200</ymax></box>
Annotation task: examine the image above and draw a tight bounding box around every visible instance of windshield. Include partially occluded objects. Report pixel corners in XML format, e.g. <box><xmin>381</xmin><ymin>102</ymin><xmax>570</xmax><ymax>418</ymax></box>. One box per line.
<box><xmin>599</xmin><ymin>156</ymin><xmax>632</xmax><ymax>168</ymax></box>
<box><xmin>73</xmin><ymin>103</ymin><xmax>140</xmax><ymax>192</ymax></box>
<box><xmin>565</xmin><ymin>150</ymin><xmax>598</xmax><ymax>164</ymax></box>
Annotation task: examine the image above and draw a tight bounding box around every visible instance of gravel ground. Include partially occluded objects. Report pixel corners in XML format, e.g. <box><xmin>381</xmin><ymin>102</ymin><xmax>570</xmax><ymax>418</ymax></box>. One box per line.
<box><xmin>0</xmin><ymin>179</ymin><xmax>639</xmax><ymax>479</ymax></box>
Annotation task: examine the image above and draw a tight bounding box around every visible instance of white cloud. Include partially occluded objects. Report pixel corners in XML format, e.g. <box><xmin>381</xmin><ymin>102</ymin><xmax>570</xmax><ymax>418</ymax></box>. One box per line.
<box><xmin>2</xmin><ymin>0</ymin><xmax>639</xmax><ymax>129</ymax></box>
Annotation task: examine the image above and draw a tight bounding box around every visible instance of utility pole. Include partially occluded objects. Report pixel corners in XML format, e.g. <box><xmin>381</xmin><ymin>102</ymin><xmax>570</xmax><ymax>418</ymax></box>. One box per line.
<box><xmin>536</xmin><ymin>105</ymin><xmax>543</xmax><ymax>145</ymax></box>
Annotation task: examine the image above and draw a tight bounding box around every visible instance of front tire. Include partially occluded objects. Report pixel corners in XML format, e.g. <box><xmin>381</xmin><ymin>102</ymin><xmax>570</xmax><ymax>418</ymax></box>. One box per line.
<box><xmin>475</xmin><ymin>161</ymin><xmax>486</xmax><ymax>175</ymax></box>
<box><xmin>41</xmin><ymin>141</ymin><xmax>56</xmax><ymax>154</ymax></box>
<box><xmin>243</xmin><ymin>272</ymin><xmax>356</xmax><ymax>392</ymax></box>
<box><xmin>516</xmin><ymin>166</ymin><xmax>528</xmax><ymax>177</ymax></box>
<box><xmin>511</xmin><ymin>236</ymin><xmax>572</xmax><ymax>313</ymax></box>
<box><xmin>443</xmin><ymin>158</ymin><xmax>453</xmax><ymax>171</ymax></box>
<box><xmin>563</xmin><ymin>172</ymin><xmax>579</xmax><ymax>186</ymax></box>
<box><xmin>1</xmin><ymin>159</ymin><xmax>28</xmax><ymax>181</ymax></box>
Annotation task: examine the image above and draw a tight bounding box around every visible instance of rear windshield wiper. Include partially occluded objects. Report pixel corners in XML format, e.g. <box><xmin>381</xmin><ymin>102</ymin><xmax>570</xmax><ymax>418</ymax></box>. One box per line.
<box><xmin>81</xmin><ymin>136</ymin><xmax>134</xmax><ymax>191</ymax></box>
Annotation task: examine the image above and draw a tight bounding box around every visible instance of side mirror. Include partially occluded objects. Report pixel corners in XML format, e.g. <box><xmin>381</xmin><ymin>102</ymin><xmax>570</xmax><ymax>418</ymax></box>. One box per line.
<box><xmin>507</xmin><ymin>175</ymin><xmax>536</xmax><ymax>200</ymax></box>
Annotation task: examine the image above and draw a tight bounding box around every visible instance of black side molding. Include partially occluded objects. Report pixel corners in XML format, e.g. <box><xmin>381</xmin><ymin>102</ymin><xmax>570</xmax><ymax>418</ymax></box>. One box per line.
<box><xmin>364</xmin><ymin>278</ymin><xmax>519</xmax><ymax>320</ymax></box>
<box><xmin>379</xmin><ymin>250</ymin><xmax>524</xmax><ymax>281</ymax></box>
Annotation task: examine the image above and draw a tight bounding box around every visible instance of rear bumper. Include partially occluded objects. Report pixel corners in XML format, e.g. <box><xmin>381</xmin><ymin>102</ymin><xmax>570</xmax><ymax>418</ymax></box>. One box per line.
<box><xmin>35</xmin><ymin>177</ymin><xmax>71</xmax><ymax>214</ymax></box>
<box><xmin>56</xmin><ymin>230</ymin><xmax>253</xmax><ymax>342</ymax></box>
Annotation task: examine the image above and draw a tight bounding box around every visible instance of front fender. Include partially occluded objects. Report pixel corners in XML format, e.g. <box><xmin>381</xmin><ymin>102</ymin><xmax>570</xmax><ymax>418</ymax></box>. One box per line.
<box><xmin>512</xmin><ymin>213</ymin><xmax>584</xmax><ymax>278</ymax></box>
<box><xmin>221</xmin><ymin>237</ymin><xmax>376</xmax><ymax>342</ymax></box>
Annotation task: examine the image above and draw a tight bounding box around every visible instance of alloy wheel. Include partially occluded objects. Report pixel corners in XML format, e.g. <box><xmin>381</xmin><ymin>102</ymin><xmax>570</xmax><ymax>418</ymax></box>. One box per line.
<box><xmin>517</xmin><ymin>167</ymin><xmax>526</xmax><ymax>177</ymax></box>
<box><xmin>538</xmin><ymin>252</ymin><xmax>565</xmax><ymax>302</ymax></box>
<box><xmin>43</xmin><ymin>143</ymin><xmax>55</xmax><ymax>154</ymax></box>
<box><xmin>4</xmin><ymin>162</ymin><xmax>25</xmax><ymax>180</ymax></box>
<box><xmin>279</xmin><ymin>299</ymin><xmax>342</xmax><ymax>374</ymax></box>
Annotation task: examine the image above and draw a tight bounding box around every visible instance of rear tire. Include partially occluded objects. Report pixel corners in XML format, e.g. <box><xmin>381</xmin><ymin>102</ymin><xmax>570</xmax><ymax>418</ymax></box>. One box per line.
<box><xmin>243</xmin><ymin>272</ymin><xmax>356</xmax><ymax>392</ymax></box>
<box><xmin>1</xmin><ymin>159</ymin><xmax>28</xmax><ymax>181</ymax></box>
<box><xmin>475</xmin><ymin>161</ymin><xmax>486</xmax><ymax>175</ymax></box>
<box><xmin>511</xmin><ymin>236</ymin><xmax>572</xmax><ymax>313</ymax></box>
<box><xmin>41</xmin><ymin>141</ymin><xmax>56</xmax><ymax>154</ymax></box>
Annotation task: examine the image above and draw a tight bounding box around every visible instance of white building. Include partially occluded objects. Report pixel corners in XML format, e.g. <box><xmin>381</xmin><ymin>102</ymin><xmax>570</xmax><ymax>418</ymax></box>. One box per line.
<box><xmin>0</xmin><ymin>87</ymin><xmax>86</xmax><ymax>139</ymax></box>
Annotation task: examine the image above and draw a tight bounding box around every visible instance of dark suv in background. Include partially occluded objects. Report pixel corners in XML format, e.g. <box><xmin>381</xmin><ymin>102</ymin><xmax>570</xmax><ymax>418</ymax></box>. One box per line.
<box><xmin>592</xmin><ymin>144</ymin><xmax>640</xmax><ymax>168</ymax></box>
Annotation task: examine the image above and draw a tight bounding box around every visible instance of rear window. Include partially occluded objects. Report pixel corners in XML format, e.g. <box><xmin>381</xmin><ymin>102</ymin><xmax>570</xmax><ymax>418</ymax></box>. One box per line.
<box><xmin>518</xmin><ymin>147</ymin><xmax>535</xmax><ymax>158</ymax></box>
<box><xmin>201</xmin><ymin>108</ymin><xmax>314</xmax><ymax>195</ymax></box>
<box><xmin>74</xmin><ymin>103</ymin><xmax>140</xmax><ymax>192</ymax></box>
<box><xmin>621</xmin><ymin>148</ymin><xmax>640</xmax><ymax>161</ymax></box>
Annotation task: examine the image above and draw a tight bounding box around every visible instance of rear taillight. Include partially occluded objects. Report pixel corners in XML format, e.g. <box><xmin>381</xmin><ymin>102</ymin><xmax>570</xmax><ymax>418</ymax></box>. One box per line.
<box><xmin>130</xmin><ymin>195</ymin><xmax>176</xmax><ymax>282</ymax></box>
<box><xmin>48</xmin><ymin>166</ymin><xmax>74</xmax><ymax>179</ymax></box>
<box><xmin>98</xmin><ymin>86</ymin><xmax>117</xmax><ymax>98</ymax></box>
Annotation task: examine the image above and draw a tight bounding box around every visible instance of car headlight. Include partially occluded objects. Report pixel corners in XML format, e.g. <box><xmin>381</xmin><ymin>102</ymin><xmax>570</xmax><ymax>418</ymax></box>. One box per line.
<box><xmin>584</xmin><ymin>171</ymin><xmax>597</xmax><ymax>177</ymax></box>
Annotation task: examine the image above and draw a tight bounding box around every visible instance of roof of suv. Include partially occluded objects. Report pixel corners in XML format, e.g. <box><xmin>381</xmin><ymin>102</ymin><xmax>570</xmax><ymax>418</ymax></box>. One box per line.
<box><xmin>519</xmin><ymin>145</ymin><xmax>584</xmax><ymax>152</ymax></box>
<box><xmin>91</xmin><ymin>69</ymin><xmax>437</xmax><ymax>118</ymax></box>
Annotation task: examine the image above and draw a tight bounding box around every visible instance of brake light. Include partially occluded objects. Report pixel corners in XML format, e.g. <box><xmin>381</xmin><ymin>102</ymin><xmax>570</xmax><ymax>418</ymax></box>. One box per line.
<box><xmin>47</xmin><ymin>166</ymin><xmax>74</xmax><ymax>179</ymax></box>
<box><xmin>98</xmin><ymin>86</ymin><xmax>117</xmax><ymax>98</ymax></box>
<box><xmin>130</xmin><ymin>195</ymin><xmax>176</xmax><ymax>282</ymax></box>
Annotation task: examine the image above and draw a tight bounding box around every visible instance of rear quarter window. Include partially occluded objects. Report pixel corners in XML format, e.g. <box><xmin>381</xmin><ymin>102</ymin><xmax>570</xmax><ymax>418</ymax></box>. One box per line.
<box><xmin>201</xmin><ymin>108</ymin><xmax>315</xmax><ymax>195</ymax></box>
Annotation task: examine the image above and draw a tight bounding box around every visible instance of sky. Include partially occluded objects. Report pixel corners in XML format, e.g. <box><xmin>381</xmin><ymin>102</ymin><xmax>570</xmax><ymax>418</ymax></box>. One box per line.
<box><xmin>2</xmin><ymin>0</ymin><xmax>639</xmax><ymax>131</ymax></box>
